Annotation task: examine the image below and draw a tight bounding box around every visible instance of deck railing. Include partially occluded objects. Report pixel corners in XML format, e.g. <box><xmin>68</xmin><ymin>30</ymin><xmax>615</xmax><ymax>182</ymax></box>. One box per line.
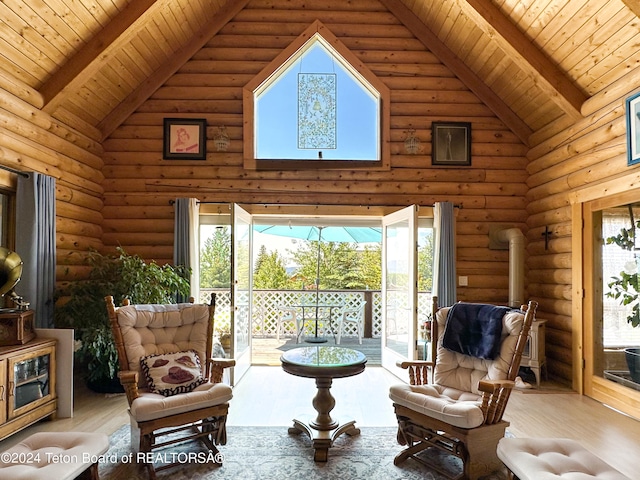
<box><xmin>198</xmin><ymin>289</ymin><xmax>433</xmax><ymax>340</ymax></box>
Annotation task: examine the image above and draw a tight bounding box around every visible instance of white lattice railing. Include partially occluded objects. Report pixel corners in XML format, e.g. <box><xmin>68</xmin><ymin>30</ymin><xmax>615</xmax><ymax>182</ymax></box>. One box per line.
<box><xmin>199</xmin><ymin>289</ymin><xmax>433</xmax><ymax>340</ymax></box>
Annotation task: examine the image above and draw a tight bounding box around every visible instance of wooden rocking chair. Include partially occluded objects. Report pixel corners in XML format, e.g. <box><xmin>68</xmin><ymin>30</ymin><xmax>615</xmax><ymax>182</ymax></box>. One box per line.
<box><xmin>105</xmin><ymin>293</ymin><xmax>235</xmax><ymax>479</ymax></box>
<box><xmin>389</xmin><ymin>296</ymin><xmax>537</xmax><ymax>480</ymax></box>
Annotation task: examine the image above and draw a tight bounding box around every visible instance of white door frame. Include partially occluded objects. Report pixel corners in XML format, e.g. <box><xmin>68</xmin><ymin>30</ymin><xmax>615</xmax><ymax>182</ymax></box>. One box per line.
<box><xmin>381</xmin><ymin>205</ymin><xmax>418</xmax><ymax>379</ymax></box>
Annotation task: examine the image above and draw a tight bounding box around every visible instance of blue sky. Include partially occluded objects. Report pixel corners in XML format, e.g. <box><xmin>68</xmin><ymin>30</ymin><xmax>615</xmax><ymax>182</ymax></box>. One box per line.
<box><xmin>255</xmin><ymin>40</ymin><xmax>379</xmax><ymax>161</ymax></box>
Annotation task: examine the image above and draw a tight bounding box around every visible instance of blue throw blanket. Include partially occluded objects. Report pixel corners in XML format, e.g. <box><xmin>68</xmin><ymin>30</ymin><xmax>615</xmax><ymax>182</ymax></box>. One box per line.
<box><xmin>442</xmin><ymin>303</ymin><xmax>511</xmax><ymax>360</ymax></box>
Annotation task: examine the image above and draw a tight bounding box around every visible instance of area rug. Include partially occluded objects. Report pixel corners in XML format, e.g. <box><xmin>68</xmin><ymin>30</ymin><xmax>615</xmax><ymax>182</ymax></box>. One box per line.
<box><xmin>99</xmin><ymin>425</ymin><xmax>508</xmax><ymax>479</ymax></box>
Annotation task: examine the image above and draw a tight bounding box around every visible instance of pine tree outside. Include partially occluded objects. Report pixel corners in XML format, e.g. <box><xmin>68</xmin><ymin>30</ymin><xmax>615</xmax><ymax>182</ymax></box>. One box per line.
<box><xmin>198</xmin><ymin>224</ymin><xmax>433</xmax><ymax>340</ymax></box>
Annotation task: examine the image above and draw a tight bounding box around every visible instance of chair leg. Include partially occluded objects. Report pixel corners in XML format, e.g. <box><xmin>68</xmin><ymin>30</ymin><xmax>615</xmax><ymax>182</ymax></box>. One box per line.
<box><xmin>463</xmin><ymin>423</ymin><xmax>506</xmax><ymax>480</ymax></box>
<box><xmin>136</xmin><ymin>415</ymin><xmax>227</xmax><ymax>479</ymax></box>
<box><xmin>394</xmin><ymin>410</ymin><xmax>509</xmax><ymax>480</ymax></box>
<box><xmin>394</xmin><ymin>441</ymin><xmax>432</xmax><ymax>466</ymax></box>
<box><xmin>296</xmin><ymin>315</ymin><xmax>304</xmax><ymax>343</ymax></box>
<box><xmin>139</xmin><ymin>432</ymin><xmax>157</xmax><ymax>480</ymax></box>
<box><xmin>394</xmin><ymin>421</ymin><xmax>467</xmax><ymax>479</ymax></box>
<box><xmin>336</xmin><ymin>320</ymin><xmax>343</xmax><ymax>344</ymax></box>
<box><xmin>76</xmin><ymin>463</ymin><xmax>100</xmax><ymax>480</ymax></box>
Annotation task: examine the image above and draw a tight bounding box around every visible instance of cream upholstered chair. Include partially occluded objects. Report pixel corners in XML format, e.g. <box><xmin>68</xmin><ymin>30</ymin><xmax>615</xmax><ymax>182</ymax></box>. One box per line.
<box><xmin>105</xmin><ymin>293</ymin><xmax>235</xmax><ymax>480</ymax></box>
<box><xmin>336</xmin><ymin>301</ymin><xmax>367</xmax><ymax>344</ymax></box>
<box><xmin>389</xmin><ymin>296</ymin><xmax>536</xmax><ymax>480</ymax></box>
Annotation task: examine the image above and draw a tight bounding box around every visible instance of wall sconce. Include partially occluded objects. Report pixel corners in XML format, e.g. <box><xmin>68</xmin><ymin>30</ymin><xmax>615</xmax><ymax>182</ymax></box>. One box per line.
<box><xmin>404</xmin><ymin>129</ymin><xmax>421</xmax><ymax>155</ymax></box>
<box><xmin>214</xmin><ymin>126</ymin><xmax>230</xmax><ymax>152</ymax></box>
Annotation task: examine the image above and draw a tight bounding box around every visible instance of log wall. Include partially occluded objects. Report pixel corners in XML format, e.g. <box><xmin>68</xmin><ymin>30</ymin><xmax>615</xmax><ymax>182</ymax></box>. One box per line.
<box><xmin>102</xmin><ymin>2</ymin><xmax>529</xmax><ymax>322</ymax></box>
<box><xmin>0</xmin><ymin>77</ymin><xmax>104</xmax><ymax>291</ymax></box>
<box><xmin>526</xmin><ymin>73</ymin><xmax>635</xmax><ymax>385</ymax></box>
<box><xmin>7</xmin><ymin>0</ymin><xmax>625</xmax><ymax>387</ymax></box>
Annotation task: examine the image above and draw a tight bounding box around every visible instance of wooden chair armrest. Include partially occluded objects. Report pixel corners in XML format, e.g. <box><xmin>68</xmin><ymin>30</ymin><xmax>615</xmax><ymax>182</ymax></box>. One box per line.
<box><xmin>396</xmin><ymin>360</ymin><xmax>434</xmax><ymax>369</ymax></box>
<box><xmin>478</xmin><ymin>379</ymin><xmax>516</xmax><ymax>424</ymax></box>
<box><xmin>208</xmin><ymin>358</ymin><xmax>236</xmax><ymax>384</ymax></box>
<box><xmin>117</xmin><ymin>370</ymin><xmax>140</xmax><ymax>404</ymax></box>
<box><xmin>478</xmin><ymin>379</ymin><xmax>515</xmax><ymax>392</ymax></box>
<box><xmin>210</xmin><ymin>358</ymin><xmax>236</xmax><ymax>368</ymax></box>
<box><xmin>396</xmin><ymin>360</ymin><xmax>434</xmax><ymax>386</ymax></box>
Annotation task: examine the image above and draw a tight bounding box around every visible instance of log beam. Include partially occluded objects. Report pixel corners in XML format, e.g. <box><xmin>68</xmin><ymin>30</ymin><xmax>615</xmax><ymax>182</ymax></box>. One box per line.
<box><xmin>379</xmin><ymin>0</ymin><xmax>532</xmax><ymax>145</ymax></box>
<box><xmin>459</xmin><ymin>0</ymin><xmax>587</xmax><ymax>121</ymax></box>
<box><xmin>40</xmin><ymin>0</ymin><xmax>158</xmax><ymax>113</ymax></box>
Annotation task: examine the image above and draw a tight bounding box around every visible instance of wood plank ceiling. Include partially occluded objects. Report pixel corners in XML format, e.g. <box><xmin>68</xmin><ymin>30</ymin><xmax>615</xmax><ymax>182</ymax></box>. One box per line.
<box><xmin>0</xmin><ymin>0</ymin><xmax>638</xmax><ymax>145</ymax></box>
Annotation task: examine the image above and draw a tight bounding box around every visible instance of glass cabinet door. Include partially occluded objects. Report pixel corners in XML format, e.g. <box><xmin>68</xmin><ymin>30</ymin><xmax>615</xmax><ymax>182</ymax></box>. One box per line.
<box><xmin>9</xmin><ymin>347</ymin><xmax>53</xmax><ymax>418</ymax></box>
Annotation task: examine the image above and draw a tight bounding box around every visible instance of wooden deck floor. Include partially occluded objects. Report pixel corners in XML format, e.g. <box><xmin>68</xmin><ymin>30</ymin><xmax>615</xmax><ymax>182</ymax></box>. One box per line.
<box><xmin>251</xmin><ymin>336</ymin><xmax>381</xmax><ymax>366</ymax></box>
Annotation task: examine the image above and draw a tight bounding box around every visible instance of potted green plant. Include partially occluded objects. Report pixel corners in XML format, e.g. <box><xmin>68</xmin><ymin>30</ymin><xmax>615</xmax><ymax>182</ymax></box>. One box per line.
<box><xmin>605</xmin><ymin>208</ymin><xmax>640</xmax><ymax>383</ymax></box>
<box><xmin>217</xmin><ymin>327</ymin><xmax>231</xmax><ymax>354</ymax></box>
<box><xmin>55</xmin><ymin>247</ymin><xmax>190</xmax><ymax>392</ymax></box>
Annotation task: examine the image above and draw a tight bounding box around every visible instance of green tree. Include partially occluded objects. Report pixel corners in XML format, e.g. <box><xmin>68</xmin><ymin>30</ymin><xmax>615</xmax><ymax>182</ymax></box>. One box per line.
<box><xmin>200</xmin><ymin>227</ymin><xmax>231</xmax><ymax>287</ymax></box>
<box><xmin>254</xmin><ymin>246</ymin><xmax>290</xmax><ymax>288</ymax></box>
<box><xmin>291</xmin><ymin>241</ymin><xmax>367</xmax><ymax>290</ymax></box>
<box><xmin>360</xmin><ymin>244</ymin><xmax>382</xmax><ymax>289</ymax></box>
<box><xmin>418</xmin><ymin>229</ymin><xmax>434</xmax><ymax>291</ymax></box>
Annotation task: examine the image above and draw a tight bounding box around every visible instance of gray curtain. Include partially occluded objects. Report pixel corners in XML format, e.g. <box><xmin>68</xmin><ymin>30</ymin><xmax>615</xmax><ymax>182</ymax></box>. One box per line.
<box><xmin>174</xmin><ymin>198</ymin><xmax>199</xmax><ymax>301</ymax></box>
<box><xmin>15</xmin><ymin>173</ymin><xmax>56</xmax><ymax>328</ymax></box>
<box><xmin>433</xmin><ymin>201</ymin><xmax>456</xmax><ymax>307</ymax></box>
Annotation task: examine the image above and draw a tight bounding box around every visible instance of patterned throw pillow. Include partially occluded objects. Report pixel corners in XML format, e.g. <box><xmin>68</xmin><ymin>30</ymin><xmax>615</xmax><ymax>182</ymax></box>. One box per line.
<box><xmin>140</xmin><ymin>350</ymin><xmax>207</xmax><ymax>396</ymax></box>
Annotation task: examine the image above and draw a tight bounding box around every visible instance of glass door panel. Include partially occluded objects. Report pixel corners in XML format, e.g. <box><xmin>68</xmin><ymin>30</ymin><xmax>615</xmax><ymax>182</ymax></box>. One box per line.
<box><xmin>231</xmin><ymin>204</ymin><xmax>252</xmax><ymax>384</ymax></box>
<box><xmin>597</xmin><ymin>205</ymin><xmax>640</xmax><ymax>389</ymax></box>
<box><xmin>381</xmin><ymin>205</ymin><xmax>418</xmax><ymax>378</ymax></box>
<box><xmin>583</xmin><ymin>194</ymin><xmax>640</xmax><ymax>419</ymax></box>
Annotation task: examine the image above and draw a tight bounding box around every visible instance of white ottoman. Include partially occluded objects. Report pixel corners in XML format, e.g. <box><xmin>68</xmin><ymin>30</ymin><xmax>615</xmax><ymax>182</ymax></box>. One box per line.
<box><xmin>0</xmin><ymin>431</ymin><xmax>109</xmax><ymax>480</ymax></box>
<box><xmin>497</xmin><ymin>437</ymin><xmax>631</xmax><ymax>480</ymax></box>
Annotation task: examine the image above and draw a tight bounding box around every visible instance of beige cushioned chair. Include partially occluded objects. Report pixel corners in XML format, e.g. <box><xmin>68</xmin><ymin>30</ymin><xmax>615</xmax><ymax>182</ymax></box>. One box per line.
<box><xmin>105</xmin><ymin>293</ymin><xmax>235</xmax><ymax>480</ymax></box>
<box><xmin>389</xmin><ymin>296</ymin><xmax>536</xmax><ymax>480</ymax></box>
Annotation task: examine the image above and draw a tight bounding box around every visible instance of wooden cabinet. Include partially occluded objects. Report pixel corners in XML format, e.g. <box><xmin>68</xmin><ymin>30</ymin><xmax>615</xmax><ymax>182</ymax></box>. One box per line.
<box><xmin>0</xmin><ymin>310</ymin><xmax>36</xmax><ymax>346</ymax></box>
<box><xmin>0</xmin><ymin>338</ymin><xmax>57</xmax><ymax>441</ymax></box>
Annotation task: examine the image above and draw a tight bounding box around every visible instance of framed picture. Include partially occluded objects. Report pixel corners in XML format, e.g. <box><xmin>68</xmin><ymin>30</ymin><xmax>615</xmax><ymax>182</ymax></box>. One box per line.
<box><xmin>626</xmin><ymin>92</ymin><xmax>640</xmax><ymax>166</ymax></box>
<box><xmin>431</xmin><ymin>121</ymin><xmax>471</xmax><ymax>166</ymax></box>
<box><xmin>163</xmin><ymin>118</ymin><xmax>207</xmax><ymax>160</ymax></box>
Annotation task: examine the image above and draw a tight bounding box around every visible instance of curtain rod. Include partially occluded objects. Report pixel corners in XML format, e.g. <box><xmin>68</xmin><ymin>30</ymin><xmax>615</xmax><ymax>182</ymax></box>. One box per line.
<box><xmin>0</xmin><ymin>164</ymin><xmax>28</xmax><ymax>178</ymax></box>
<box><xmin>169</xmin><ymin>200</ymin><xmax>461</xmax><ymax>208</ymax></box>
<box><xmin>169</xmin><ymin>200</ymin><xmax>230</xmax><ymax>206</ymax></box>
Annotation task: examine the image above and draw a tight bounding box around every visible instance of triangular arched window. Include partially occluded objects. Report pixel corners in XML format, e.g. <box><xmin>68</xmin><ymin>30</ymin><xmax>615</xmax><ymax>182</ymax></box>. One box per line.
<box><xmin>243</xmin><ymin>21</ymin><xmax>390</xmax><ymax>170</ymax></box>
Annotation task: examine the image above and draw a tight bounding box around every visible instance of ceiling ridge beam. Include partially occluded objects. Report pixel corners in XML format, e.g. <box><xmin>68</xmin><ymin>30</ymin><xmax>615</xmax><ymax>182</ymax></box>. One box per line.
<box><xmin>379</xmin><ymin>0</ymin><xmax>532</xmax><ymax>146</ymax></box>
<box><xmin>40</xmin><ymin>0</ymin><xmax>158</xmax><ymax>114</ymax></box>
<box><xmin>460</xmin><ymin>0</ymin><xmax>586</xmax><ymax>120</ymax></box>
<box><xmin>98</xmin><ymin>0</ymin><xmax>251</xmax><ymax>141</ymax></box>
<box><xmin>622</xmin><ymin>1</ymin><xmax>640</xmax><ymax>19</ymax></box>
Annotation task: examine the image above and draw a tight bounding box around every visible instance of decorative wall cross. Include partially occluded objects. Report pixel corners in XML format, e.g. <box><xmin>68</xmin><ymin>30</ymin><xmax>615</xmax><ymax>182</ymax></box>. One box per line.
<box><xmin>541</xmin><ymin>225</ymin><xmax>552</xmax><ymax>250</ymax></box>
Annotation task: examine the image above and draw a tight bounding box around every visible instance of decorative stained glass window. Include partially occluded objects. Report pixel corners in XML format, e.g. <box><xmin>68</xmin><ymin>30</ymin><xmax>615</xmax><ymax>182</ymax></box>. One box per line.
<box><xmin>298</xmin><ymin>73</ymin><xmax>336</xmax><ymax>150</ymax></box>
<box><xmin>253</xmin><ymin>34</ymin><xmax>380</xmax><ymax>162</ymax></box>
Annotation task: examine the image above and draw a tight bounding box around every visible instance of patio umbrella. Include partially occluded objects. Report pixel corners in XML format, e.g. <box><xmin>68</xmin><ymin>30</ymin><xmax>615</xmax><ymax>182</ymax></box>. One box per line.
<box><xmin>254</xmin><ymin>224</ymin><xmax>382</xmax><ymax>342</ymax></box>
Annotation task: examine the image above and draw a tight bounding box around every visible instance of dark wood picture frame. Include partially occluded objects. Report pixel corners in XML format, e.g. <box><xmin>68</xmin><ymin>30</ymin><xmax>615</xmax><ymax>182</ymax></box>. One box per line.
<box><xmin>626</xmin><ymin>91</ymin><xmax>640</xmax><ymax>166</ymax></box>
<box><xmin>431</xmin><ymin>121</ymin><xmax>471</xmax><ymax>166</ymax></box>
<box><xmin>163</xmin><ymin>118</ymin><xmax>207</xmax><ymax>160</ymax></box>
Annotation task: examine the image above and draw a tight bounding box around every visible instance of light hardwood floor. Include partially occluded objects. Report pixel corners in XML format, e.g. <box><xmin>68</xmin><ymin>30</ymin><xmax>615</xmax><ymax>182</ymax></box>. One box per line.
<box><xmin>1</xmin><ymin>366</ymin><xmax>639</xmax><ymax>478</ymax></box>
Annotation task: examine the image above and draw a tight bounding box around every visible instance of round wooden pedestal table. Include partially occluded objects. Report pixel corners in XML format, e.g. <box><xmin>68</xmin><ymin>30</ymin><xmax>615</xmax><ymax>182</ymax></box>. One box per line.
<box><xmin>280</xmin><ymin>345</ymin><xmax>367</xmax><ymax>462</ymax></box>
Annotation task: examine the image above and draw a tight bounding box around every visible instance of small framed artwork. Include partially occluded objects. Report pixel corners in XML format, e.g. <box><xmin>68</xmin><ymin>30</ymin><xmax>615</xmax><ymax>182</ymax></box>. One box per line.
<box><xmin>626</xmin><ymin>92</ymin><xmax>640</xmax><ymax>166</ymax></box>
<box><xmin>163</xmin><ymin>118</ymin><xmax>207</xmax><ymax>160</ymax></box>
<box><xmin>431</xmin><ymin>121</ymin><xmax>472</xmax><ymax>166</ymax></box>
